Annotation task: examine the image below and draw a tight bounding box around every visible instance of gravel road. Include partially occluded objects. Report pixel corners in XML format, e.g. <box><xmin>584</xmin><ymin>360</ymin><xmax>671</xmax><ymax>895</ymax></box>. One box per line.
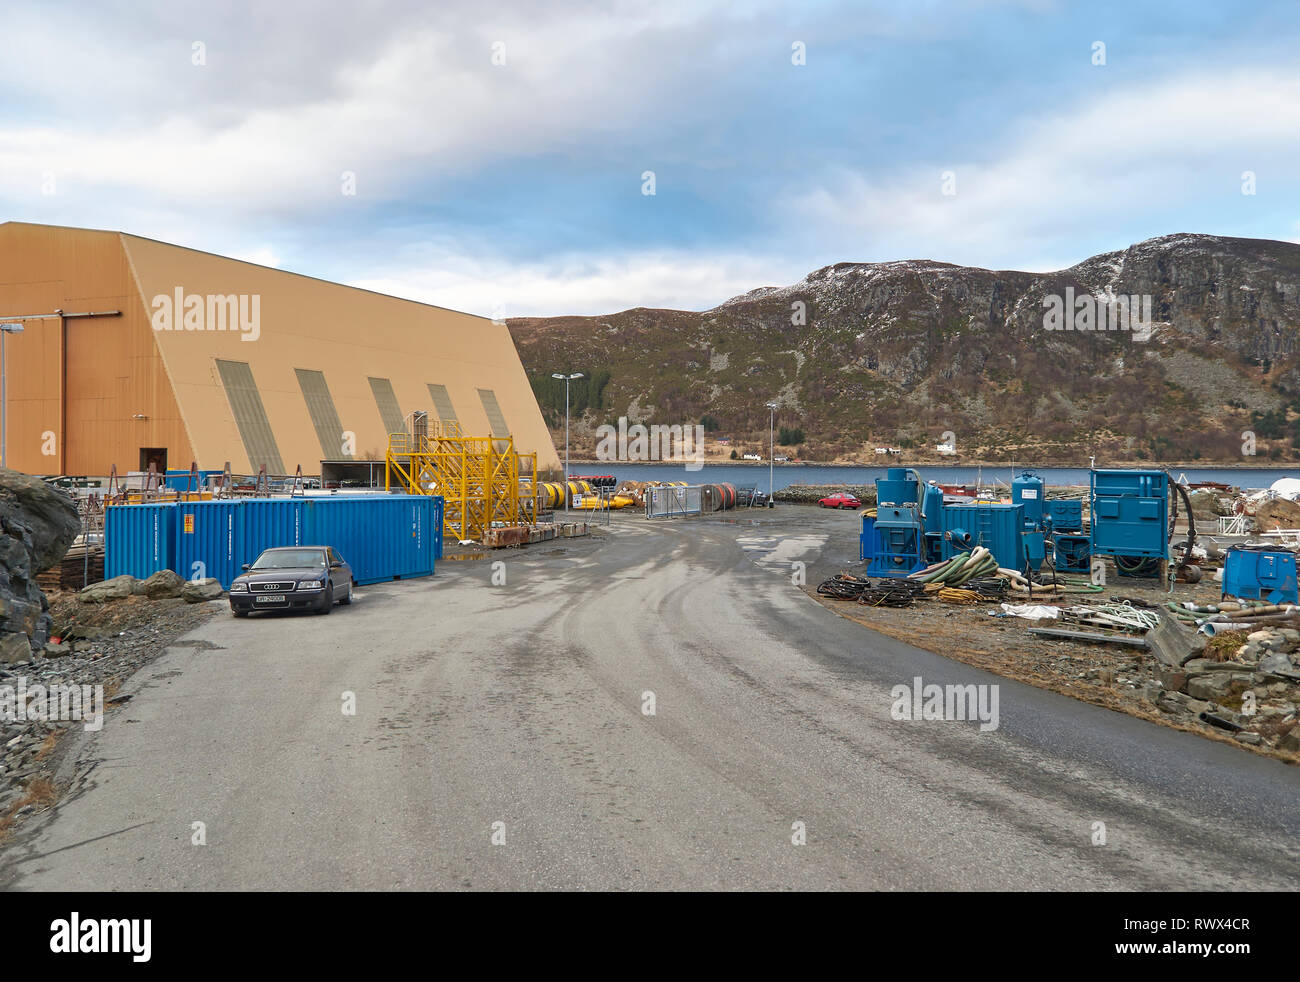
<box><xmin>3</xmin><ymin>509</ymin><xmax>1297</xmax><ymax>890</ymax></box>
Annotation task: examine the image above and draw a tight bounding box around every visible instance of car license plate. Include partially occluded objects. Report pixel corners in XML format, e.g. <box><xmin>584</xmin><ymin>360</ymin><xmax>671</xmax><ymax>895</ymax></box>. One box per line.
<box><xmin>254</xmin><ymin>595</ymin><xmax>287</xmax><ymax>604</ymax></box>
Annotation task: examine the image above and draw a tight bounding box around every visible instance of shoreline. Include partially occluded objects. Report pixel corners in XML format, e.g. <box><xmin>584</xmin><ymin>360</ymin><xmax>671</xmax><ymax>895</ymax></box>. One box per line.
<box><xmin>560</xmin><ymin>458</ymin><xmax>1299</xmax><ymax>471</ymax></box>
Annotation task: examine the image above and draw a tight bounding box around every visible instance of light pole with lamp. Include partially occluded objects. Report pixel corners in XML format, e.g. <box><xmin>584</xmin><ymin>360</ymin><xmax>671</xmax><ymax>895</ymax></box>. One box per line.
<box><xmin>765</xmin><ymin>401</ymin><xmax>777</xmax><ymax>507</ymax></box>
<box><xmin>551</xmin><ymin>372</ymin><xmax>584</xmax><ymax>512</ymax></box>
<box><xmin>0</xmin><ymin>323</ymin><xmax>24</xmax><ymax>470</ymax></box>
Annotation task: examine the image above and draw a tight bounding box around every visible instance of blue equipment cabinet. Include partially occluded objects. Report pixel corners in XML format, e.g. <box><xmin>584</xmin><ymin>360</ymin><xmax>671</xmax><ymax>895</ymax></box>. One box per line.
<box><xmin>1046</xmin><ymin>499</ymin><xmax>1083</xmax><ymax>533</ymax></box>
<box><xmin>1089</xmin><ymin>469</ymin><xmax>1168</xmax><ymax>566</ymax></box>
<box><xmin>867</xmin><ymin>505</ymin><xmax>925</xmax><ymax>577</ymax></box>
<box><xmin>1053</xmin><ymin>533</ymin><xmax>1091</xmax><ymax>572</ymax></box>
<box><xmin>1222</xmin><ymin>546</ymin><xmax>1299</xmax><ymax>603</ymax></box>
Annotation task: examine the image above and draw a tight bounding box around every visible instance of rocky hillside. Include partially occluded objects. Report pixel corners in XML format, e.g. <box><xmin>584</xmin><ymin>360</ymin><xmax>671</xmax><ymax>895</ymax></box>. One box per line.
<box><xmin>508</xmin><ymin>234</ymin><xmax>1300</xmax><ymax>464</ymax></box>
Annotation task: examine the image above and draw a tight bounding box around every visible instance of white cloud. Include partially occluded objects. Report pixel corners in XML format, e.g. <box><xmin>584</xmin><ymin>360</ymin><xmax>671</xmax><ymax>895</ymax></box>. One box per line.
<box><xmin>0</xmin><ymin>1</ymin><xmax>773</xmax><ymax>217</ymax></box>
<box><xmin>349</xmin><ymin>249</ymin><xmax>801</xmax><ymax>317</ymax></box>
<box><xmin>787</xmin><ymin>70</ymin><xmax>1300</xmax><ymax>270</ymax></box>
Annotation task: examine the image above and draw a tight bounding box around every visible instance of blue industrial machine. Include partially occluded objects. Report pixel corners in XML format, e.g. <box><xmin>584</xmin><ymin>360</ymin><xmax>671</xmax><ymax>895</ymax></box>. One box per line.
<box><xmin>1053</xmin><ymin>533</ymin><xmax>1091</xmax><ymax>573</ymax></box>
<box><xmin>1222</xmin><ymin>546</ymin><xmax>1299</xmax><ymax>603</ymax></box>
<box><xmin>864</xmin><ymin>468</ymin><xmax>1057</xmax><ymax>576</ymax></box>
<box><xmin>1089</xmin><ymin>469</ymin><xmax>1168</xmax><ymax>577</ymax></box>
<box><xmin>1046</xmin><ymin>499</ymin><xmax>1083</xmax><ymax>533</ymax></box>
<box><xmin>1011</xmin><ymin>471</ymin><xmax>1044</xmax><ymax>531</ymax></box>
<box><xmin>866</xmin><ymin>468</ymin><xmax>945</xmax><ymax>577</ymax></box>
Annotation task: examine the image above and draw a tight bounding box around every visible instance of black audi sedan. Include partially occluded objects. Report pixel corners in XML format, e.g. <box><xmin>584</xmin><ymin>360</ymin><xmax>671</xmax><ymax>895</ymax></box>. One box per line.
<box><xmin>228</xmin><ymin>546</ymin><xmax>353</xmax><ymax>617</ymax></box>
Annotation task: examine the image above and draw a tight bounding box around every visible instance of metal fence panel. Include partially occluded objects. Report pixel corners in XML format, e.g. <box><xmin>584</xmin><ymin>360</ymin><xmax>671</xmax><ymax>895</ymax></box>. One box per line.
<box><xmin>645</xmin><ymin>485</ymin><xmax>703</xmax><ymax>519</ymax></box>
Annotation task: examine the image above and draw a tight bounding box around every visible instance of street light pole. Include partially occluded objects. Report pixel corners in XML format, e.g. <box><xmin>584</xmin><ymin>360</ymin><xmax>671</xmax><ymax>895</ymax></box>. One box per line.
<box><xmin>0</xmin><ymin>324</ymin><xmax>25</xmax><ymax>470</ymax></box>
<box><xmin>765</xmin><ymin>401</ymin><xmax>777</xmax><ymax>504</ymax></box>
<box><xmin>551</xmin><ymin>372</ymin><xmax>584</xmax><ymax>512</ymax></box>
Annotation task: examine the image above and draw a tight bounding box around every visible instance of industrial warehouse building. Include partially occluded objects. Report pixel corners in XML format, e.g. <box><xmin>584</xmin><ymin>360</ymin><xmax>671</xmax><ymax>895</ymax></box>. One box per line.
<box><xmin>0</xmin><ymin>222</ymin><xmax>560</xmax><ymax>478</ymax></box>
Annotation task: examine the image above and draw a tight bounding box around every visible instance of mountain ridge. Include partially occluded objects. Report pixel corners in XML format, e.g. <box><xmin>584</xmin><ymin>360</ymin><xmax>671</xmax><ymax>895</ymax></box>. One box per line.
<box><xmin>509</xmin><ymin>233</ymin><xmax>1300</xmax><ymax>465</ymax></box>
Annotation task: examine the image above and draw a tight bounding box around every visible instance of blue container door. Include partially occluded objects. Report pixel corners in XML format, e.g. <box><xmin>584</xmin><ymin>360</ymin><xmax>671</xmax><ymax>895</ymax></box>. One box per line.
<box><xmin>175</xmin><ymin>501</ymin><xmax>240</xmax><ymax>587</ymax></box>
<box><xmin>105</xmin><ymin>503</ymin><xmax>176</xmax><ymax>580</ymax></box>
<box><xmin>239</xmin><ymin>499</ymin><xmax>308</xmax><ymax>570</ymax></box>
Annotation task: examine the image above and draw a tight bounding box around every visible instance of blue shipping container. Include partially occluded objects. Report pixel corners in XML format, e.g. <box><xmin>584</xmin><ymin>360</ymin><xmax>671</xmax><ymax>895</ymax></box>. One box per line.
<box><xmin>114</xmin><ymin>494</ymin><xmax>443</xmax><ymax>589</ymax></box>
<box><xmin>105</xmin><ymin>503</ymin><xmax>176</xmax><ymax>580</ymax></box>
<box><xmin>940</xmin><ymin>502</ymin><xmax>1026</xmax><ymax>571</ymax></box>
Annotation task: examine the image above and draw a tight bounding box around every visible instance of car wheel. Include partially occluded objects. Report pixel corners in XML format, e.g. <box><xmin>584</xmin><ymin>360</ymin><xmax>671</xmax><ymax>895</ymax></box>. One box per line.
<box><xmin>317</xmin><ymin>583</ymin><xmax>333</xmax><ymax>614</ymax></box>
<box><xmin>232</xmin><ymin>608</ymin><xmax>249</xmax><ymax>618</ymax></box>
<box><xmin>339</xmin><ymin>581</ymin><xmax>353</xmax><ymax>605</ymax></box>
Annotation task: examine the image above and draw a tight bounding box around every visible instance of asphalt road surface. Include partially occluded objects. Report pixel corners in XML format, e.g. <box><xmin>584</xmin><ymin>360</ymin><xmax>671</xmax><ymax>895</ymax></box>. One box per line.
<box><xmin>4</xmin><ymin>508</ymin><xmax>1298</xmax><ymax>890</ymax></box>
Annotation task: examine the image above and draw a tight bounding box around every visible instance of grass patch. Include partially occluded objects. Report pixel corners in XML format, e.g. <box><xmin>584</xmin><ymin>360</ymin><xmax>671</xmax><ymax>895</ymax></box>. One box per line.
<box><xmin>1204</xmin><ymin>633</ymin><xmax>1243</xmax><ymax>662</ymax></box>
<box><xmin>0</xmin><ymin>775</ymin><xmax>61</xmax><ymax>843</ymax></box>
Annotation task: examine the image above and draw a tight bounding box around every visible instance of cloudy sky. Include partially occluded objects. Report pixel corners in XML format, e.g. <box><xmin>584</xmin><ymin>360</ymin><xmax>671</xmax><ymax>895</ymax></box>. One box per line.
<box><xmin>2</xmin><ymin>0</ymin><xmax>1297</xmax><ymax>316</ymax></box>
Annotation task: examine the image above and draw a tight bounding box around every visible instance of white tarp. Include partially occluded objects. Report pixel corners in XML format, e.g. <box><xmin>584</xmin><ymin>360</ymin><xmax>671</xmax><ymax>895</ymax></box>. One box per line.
<box><xmin>1269</xmin><ymin>477</ymin><xmax>1300</xmax><ymax>501</ymax></box>
<box><xmin>998</xmin><ymin>603</ymin><xmax>1060</xmax><ymax>619</ymax></box>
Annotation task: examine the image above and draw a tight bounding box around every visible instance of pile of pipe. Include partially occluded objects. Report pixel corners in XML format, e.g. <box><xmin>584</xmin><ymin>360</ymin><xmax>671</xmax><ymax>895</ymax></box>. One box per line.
<box><xmin>1166</xmin><ymin>598</ymin><xmax>1300</xmax><ymax>636</ymax></box>
<box><xmin>909</xmin><ymin>548</ymin><xmax>1000</xmax><ymax>588</ymax></box>
<box><xmin>909</xmin><ymin>547</ymin><xmax>1107</xmax><ymax>602</ymax></box>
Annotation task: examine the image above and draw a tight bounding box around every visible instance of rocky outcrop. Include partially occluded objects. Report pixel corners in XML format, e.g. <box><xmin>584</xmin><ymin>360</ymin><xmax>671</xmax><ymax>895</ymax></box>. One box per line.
<box><xmin>0</xmin><ymin>469</ymin><xmax>80</xmax><ymax>660</ymax></box>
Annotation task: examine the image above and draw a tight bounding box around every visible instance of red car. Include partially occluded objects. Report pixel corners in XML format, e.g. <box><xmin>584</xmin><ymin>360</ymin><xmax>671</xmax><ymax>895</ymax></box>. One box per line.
<box><xmin>818</xmin><ymin>492</ymin><xmax>861</xmax><ymax>509</ymax></box>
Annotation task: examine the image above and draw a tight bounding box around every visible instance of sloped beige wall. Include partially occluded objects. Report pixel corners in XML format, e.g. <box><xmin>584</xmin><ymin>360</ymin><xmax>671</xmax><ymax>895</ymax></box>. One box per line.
<box><xmin>122</xmin><ymin>233</ymin><xmax>560</xmax><ymax>473</ymax></box>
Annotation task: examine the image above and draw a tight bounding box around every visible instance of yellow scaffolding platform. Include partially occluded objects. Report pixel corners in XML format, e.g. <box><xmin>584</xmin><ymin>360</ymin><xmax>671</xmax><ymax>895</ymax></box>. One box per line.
<box><xmin>385</xmin><ymin>421</ymin><xmax>541</xmax><ymax>541</ymax></box>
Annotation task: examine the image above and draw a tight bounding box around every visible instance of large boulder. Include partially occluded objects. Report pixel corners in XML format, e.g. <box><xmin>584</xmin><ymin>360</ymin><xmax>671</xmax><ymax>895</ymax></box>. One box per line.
<box><xmin>78</xmin><ymin>574</ymin><xmax>137</xmax><ymax>603</ymax></box>
<box><xmin>134</xmin><ymin>568</ymin><xmax>186</xmax><ymax>599</ymax></box>
<box><xmin>181</xmin><ymin>578</ymin><xmax>223</xmax><ymax>603</ymax></box>
<box><xmin>0</xmin><ymin>468</ymin><xmax>80</xmax><ymax>656</ymax></box>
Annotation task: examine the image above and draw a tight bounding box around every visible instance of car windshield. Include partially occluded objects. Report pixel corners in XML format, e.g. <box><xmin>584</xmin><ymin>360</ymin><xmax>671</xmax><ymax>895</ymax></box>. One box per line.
<box><xmin>251</xmin><ymin>549</ymin><xmax>326</xmax><ymax>570</ymax></box>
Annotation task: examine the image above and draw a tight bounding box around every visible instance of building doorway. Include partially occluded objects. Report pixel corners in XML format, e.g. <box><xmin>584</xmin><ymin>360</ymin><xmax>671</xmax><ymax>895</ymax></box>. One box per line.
<box><xmin>139</xmin><ymin>447</ymin><xmax>167</xmax><ymax>474</ymax></box>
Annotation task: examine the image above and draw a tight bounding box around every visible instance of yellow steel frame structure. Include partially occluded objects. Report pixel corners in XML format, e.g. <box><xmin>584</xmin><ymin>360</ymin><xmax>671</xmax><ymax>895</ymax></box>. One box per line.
<box><xmin>385</xmin><ymin>421</ymin><xmax>542</xmax><ymax>541</ymax></box>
